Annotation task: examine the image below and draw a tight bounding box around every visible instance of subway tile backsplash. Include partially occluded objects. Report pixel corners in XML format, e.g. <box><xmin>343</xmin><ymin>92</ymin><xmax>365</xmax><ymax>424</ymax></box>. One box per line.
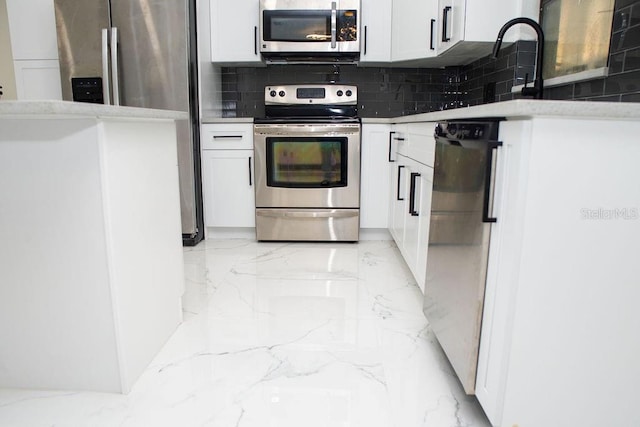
<box><xmin>220</xmin><ymin>0</ymin><xmax>640</xmax><ymax>118</ymax></box>
<box><xmin>221</xmin><ymin>65</ymin><xmax>452</xmax><ymax>118</ymax></box>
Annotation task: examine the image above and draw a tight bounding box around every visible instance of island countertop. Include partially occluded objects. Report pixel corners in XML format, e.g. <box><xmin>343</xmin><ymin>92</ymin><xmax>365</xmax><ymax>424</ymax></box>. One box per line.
<box><xmin>0</xmin><ymin>100</ymin><xmax>188</xmax><ymax>121</ymax></box>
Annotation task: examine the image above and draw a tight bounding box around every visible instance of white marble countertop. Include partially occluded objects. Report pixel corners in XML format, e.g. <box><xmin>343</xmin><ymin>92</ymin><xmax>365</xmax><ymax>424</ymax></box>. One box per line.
<box><xmin>203</xmin><ymin>100</ymin><xmax>640</xmax><ymax>126</ymax></box>
<box><xmin>0</xmin><ymin>100</ymin><xmax>188</xmax><ymax>120</ymax></box>
<box><xmin>385</xmin><ymin>100</ymin><xmax>640</xmax><ymax>123</ymax></box>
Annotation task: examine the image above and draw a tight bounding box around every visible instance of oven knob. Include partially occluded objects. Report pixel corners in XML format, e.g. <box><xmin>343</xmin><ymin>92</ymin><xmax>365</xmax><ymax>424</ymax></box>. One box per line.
<box><xmin>269</xmin><ymin>90</ymin><xmax>277</xmax><ymax>97</ymax></box>
<box><xmin>337</xmin><ymin>90</ymin><xmax>344</xmax><ymax>97</ymax></box>
<box><xmin>346</xmin><ymin>90</ymin><xmax>352</xmax><ymax>97</ymax></box>
<box><xmin>279</xmin><ymin>91</ymin><xmax>286</xmax><ymax>97</ymax></box>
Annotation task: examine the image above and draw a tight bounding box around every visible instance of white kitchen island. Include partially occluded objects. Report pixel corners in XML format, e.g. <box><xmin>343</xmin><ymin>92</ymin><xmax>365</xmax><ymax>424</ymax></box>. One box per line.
<box><xmin>0</xmin><ymin>101</ymin><xmax>188</xmax><ymax>393</ymax></box>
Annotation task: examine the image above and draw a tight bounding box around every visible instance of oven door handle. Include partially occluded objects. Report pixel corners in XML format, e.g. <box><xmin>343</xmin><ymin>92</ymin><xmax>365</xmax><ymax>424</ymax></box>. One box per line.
<box><xmin>256</xmin><ymin>210</ymin><xmax>359</xmax><ymax>219</ymax></box>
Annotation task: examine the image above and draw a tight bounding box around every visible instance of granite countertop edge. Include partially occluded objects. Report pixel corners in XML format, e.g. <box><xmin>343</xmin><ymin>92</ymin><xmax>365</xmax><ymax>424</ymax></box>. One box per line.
<box><xmin>389</xmin><ymin>100</ymin><xmax>640</xmax><ymax>123</ymax></box>
<box><xmin>0</xmin><ymin>100</ymin><xmax>188</xmax><ymax>121</ymax></box>
<box><xmin>201</xmin><ymin>100</ymin><xmax>640</xmax><ymax>126</ymax></box>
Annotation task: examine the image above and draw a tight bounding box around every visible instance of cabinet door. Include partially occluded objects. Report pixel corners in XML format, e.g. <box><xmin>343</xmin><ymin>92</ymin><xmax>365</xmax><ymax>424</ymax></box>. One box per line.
<box><xmin>414</xmin><ymin>163</ymin><xmax>434</xmax><ymax>291</ymax></box>
<box><xmin>389</xmin><ymin>159</ymin><xmax>408</xmax><ymax>246</ymax></box>
<box><xmin>210</xmin><ymin>0</ymin><xmax>261</xmax><ymax>64</ymax></box>
<box><xmin>391</xmin><ymin>0</ymin><xmax>438</xmax><ymax>62</ymax></box>
<box><xmin>402</xmin><ymin>157</ymin><xmax>433</xmax><ymax>293</ymax></box>
<box><xmin>5</xmin><ymin>0</ymin><xmax>59</xmax><ymax>60</ymax></box>
<box><xmin>359</xmin><ymin>0</ymin><xmax>392</xmax><ymax>64</ymax></box>
<box><xmin>202</xmin><ymin>150</ymin><xmax>256</xmax><ymax>227</ymax></box>
<box><xmin>437</xmin><ymin>0</ymin><xmax>466</xmax><ymax>53</ymax></box>
<box><xmin>361</xmin><ymin>124</ymin><xmax>391</xmax><ymax>228</ymax></box>
<box><xmin>13</xmin><ymin>60</ymin><xmax>62</xmax><ymax>100</ymax></box>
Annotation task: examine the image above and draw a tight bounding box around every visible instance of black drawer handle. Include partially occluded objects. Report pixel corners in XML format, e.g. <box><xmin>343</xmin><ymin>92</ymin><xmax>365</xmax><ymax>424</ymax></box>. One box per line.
<box><xmin>213</xmin><ymin>135</ymin><xmax>243</xmax><ymax>140</ymax></box>
<box><xmin>248</xmin><ymin>156</ymin><xmax>253</xmax><ymax>186</ymax></box>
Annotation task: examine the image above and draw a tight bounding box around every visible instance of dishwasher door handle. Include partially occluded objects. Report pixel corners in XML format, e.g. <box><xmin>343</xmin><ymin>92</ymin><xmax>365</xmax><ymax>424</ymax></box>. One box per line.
<box><xmin>483</xmin><ymin>141</ymin><xmax>502</xmax><ymax>223</ymax></box>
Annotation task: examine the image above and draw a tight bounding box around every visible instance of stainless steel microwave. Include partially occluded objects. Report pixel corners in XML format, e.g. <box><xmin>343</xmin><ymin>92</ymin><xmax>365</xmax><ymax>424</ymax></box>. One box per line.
<box><xmin>259</xmin><ymin>0</ymin><xmax>360</xmax><ymax>60</ymax></box>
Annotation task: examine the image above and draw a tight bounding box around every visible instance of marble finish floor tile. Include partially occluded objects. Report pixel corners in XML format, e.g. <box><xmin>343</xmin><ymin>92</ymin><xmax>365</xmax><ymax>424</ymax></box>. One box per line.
<box><xmin>0</xmin><ymin>240</ymin><xmax>492</xmax><ymax>427</ymax></box>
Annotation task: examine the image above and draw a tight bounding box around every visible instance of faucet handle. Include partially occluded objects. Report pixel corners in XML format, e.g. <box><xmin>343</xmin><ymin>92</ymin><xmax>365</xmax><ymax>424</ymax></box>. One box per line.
<box><xmin>521</xmin><ymin>72</ymin><xmax>539</xmax><ymax>97</ymax></box>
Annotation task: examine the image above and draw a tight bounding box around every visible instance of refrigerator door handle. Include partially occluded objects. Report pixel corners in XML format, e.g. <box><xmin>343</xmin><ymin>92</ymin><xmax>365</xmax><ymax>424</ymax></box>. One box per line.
<box><xmin>101</xmin><ymin>28</ymin><xmax>111</xmax><ymax>105</ymax></box>
<box><xmin>331</xmin><ymin>2</ymin><xmax>337</xmax><ymax>49</ymax></box>
<box><xmin>110</xmin><ymin>27</ymin><xmax>120</xmax><ymax>106</ymax></box>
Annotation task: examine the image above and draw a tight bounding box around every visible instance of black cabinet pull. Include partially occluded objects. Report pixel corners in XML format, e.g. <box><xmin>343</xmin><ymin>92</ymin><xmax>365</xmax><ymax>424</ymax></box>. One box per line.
<box><xmin>213</xmin><ymin>135</ymin><xmax>242</xmax><ymax>140</ymax></box>
<box><xmin>409</xmin><ymin>172</ymin><xmax>421</xmax><ymax>216</ymax></box>
<box><xmin>248</xmin><ymin>156</ymin><xmax>253</xmax><ymax>186</ymax></box>
<box><xmin>442</xmin><ymin>6</ymin><xmax>451</xmax><ymax>42</ymax></box>
<box><xmin>364</xmin><ymin>26</ymin><xmax>368</xmax><ymax>55</ymax></box>
<box><xmin>430</xmin><ymin>19</ymin><xmax>436</xmax><ymax>50</ymax></box>
<box><xmin>254</xmin><ymin>26</ymin><xmax>258</xmax><ymax>55</ymax></box>
<box><xmin>396</xmin><ymin>165</ymin><xmax>405</xmax><ymax>201</ymax></box>
<box><xmin>388</xmin><ymin>131</ymin><xmax>396</xmax><ymax>162</ymax></box>
<box><xmin>482</xmin><ymin>142</ymin><xmax>502</xmax><ymax>223</ymax></box>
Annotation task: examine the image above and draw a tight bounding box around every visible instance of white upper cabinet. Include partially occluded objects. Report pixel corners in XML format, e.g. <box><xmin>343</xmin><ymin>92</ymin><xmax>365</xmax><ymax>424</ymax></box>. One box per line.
<box><xmin>210</xmin><ymin>0</ymin><xmax>262</xmax><ymax>64</ymax></box>
<box><xmin>437</xmin><ymin>0</ymin><xmax>465</xmax><ymax>54</ymax></box>
<box><xmin>5</xmin><ymin>0</ymin><xmax>59</xmax><ymax>60</ymax></box>
<box><xmin>391</xmin><ymin>0</ymin><xmax>438</xmax><ymax>63</ymax></box>
<box><xmin>436</xmin><ymin>0</ymin><xmax>537</xmax><ymax>63</ymax></box>
<box><xmin>5</xmin><ymin>0</ymin><xmax>61</xmax><ymax>100</ymax></box>
<box><xmin>359</xmin><ymin>0</ymin><xmax>393</xmax><ymax>64</ymax></box>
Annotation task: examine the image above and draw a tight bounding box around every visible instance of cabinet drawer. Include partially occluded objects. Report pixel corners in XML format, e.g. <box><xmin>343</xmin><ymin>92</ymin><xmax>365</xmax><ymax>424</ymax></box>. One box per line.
<box><xmin>397</xmin><ymin>122</ymin><xmax>436</xmax><ymax>168</ymax></box>
<box><xmin>201</xmin><ymin>123</ymin><xmax>253</xmax><ymax>150</ymax></box>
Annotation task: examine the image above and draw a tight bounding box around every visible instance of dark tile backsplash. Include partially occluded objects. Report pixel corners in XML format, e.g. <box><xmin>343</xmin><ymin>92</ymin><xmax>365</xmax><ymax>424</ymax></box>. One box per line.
<box><xmin>221</xmin><ymin>0</ymin><xmax>640</xmax><ymax>118</ymax></box>
<box><xmin>221</xmin><ymin>65</ymin><xmax>453</xmax><ymax>118</ymax></box>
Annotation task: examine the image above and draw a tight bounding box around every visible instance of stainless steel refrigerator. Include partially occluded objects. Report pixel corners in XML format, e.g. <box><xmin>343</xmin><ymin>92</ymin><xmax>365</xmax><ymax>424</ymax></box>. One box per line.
<box><xmin>54</xmin><ymin>0</ymin><xmax>204</xmax><ymax>246</ymax></box>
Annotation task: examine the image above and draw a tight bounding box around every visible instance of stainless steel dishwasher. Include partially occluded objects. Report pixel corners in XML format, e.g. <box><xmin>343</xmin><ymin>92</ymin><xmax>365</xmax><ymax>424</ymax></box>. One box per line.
<box><xmin>423</xmin><ymin>120</ymin><xmax>502</xmax><ymax>394</ymax></box>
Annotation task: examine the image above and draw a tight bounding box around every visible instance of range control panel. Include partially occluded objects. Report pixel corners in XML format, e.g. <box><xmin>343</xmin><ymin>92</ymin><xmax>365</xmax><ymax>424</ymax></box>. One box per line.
<box><xmin>265</xmin><ymin>85</ymin><xmax>358</xmax><ymax>106</ymax></box>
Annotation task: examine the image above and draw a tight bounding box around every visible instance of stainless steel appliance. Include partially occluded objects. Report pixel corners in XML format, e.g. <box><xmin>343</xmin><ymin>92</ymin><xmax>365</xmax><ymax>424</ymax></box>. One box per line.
<box><xmin>253</xmin><ymin>84</ymin><xmax>361</xmax><ymax>241</ymax></box>
<box><xmin>259</xmin><ymin>0</ymin><xmax>360</xmax><ymax>62</ymax></box>
<box><xmin>53</xmin><ymin>0</ymin><xmax>203</xmax><ymax>246</ymax></box>
<box><xmin>423</xmin><ymin>120</ymin><xmax>502</xmax><ymax>394</ymax></box>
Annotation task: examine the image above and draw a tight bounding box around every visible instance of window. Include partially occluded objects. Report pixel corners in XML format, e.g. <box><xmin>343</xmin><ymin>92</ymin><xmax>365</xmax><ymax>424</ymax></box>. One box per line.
<box><xmin>541</xmin><ymin>0</ymin><xmax>615</xmax><ymax>82</ymax></box>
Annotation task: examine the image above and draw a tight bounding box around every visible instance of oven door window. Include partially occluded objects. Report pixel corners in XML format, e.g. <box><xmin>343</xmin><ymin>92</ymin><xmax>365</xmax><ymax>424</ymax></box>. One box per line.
<box><xmin>262</xmin><ymin>10</ymin><xmax>357</xmax><ymax>42</ymax></box>
<box><xmin>266</xmin><ymin>137</ymin><xmax>348</xmax><ymax>188</ymax></box>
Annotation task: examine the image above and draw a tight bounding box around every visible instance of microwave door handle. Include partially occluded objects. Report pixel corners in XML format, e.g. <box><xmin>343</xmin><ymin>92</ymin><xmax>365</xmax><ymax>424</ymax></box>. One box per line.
<box><xmin>101</xmin><ymin>28</ymin><xmax>111</xmax><ymax>105</ymax></box>
<box><xmin>331</xmin><ymin>1</ymin><xmax>337</xmax><ymax>49</ymax></box>
<box><xmin>110</xmin><ymin>27</ymin><xmax>120</xmax><ymax>106</ymax></box>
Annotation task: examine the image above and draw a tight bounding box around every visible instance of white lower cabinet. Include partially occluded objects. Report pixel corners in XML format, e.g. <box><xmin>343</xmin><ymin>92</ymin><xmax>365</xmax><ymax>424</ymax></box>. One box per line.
<box><xmin>201</xmin><ymin>123</ymin><xmax>255</xmax><ymax>231</ymax></box>
<box><xmin>360</xmin><ymin>124</ymin><xmax>392</xmax><ymax>229</ymax></box>
<box><xmin>388</xmin><ymin>122</ymin><xmax>435</xmax><ymax>293</ymax></box>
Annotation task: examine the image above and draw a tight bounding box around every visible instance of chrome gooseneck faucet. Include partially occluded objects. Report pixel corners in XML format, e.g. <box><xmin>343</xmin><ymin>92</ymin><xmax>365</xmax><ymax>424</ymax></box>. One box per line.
<box><xmin>493</xmin><ymin>17</ymin><xmax>545</xmax><ymax>100</ymax></box>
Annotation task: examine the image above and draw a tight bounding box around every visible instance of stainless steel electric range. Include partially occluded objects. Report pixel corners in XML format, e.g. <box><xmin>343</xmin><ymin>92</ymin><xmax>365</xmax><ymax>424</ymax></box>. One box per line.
<box><xmin>253</xmin><ymin>84</ymin><xmax>361</xmax><ymax>242</ymax></box>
